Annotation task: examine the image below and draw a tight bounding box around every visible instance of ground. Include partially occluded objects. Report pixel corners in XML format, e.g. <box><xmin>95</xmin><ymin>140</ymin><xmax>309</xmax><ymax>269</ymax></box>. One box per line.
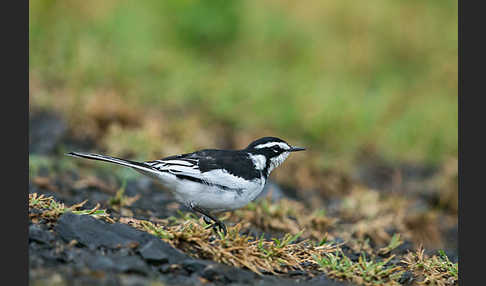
<box><xmin>29</xmin><ymin>110</ymin><xmax>457</xmax><ymax>286</ymax></box>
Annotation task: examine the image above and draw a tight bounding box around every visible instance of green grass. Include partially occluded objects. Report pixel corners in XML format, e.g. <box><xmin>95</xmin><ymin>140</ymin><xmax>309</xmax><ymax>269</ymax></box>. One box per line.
<box><xmin>29</xmin><ymin>193</ymin><xmax>112</xmax><ymax>221</ymax></box>
<box><xmin>378</xmin><ymin>234</ymin><xmax>403</xmax><ymax>255</ymax></box>
<box><xmin>29</xmin><ymin>0</ymin><xmax>457</xmax><ymax>167</ymax></box>
<box><xmin>314</xmin><ymin>251</ymin><xmax>404</xmax><ymax>285</ymax></box>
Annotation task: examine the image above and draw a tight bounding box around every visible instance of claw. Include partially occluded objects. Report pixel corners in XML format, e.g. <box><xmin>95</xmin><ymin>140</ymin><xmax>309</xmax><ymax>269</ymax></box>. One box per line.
<box><xmin>207</xmin><ymin>220</ymin><xmax>227</xmax><ymax>236</ymax></box>
<box><xmin>192</xmin><ymin>206</ymin><xmax>227</xmax><ymax>236</ymax></box>
<box><xmin>208</xmin><ymin>220</ymin><xmax>226</xmax><ymax>235</ymax></box>
<box><xmin>202</xmin><ymin>216</ymin><xmax>226</xmax><ymax>235</ymax></box>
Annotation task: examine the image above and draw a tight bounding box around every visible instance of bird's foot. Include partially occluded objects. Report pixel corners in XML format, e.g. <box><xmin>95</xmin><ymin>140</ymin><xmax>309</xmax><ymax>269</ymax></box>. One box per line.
<box><xmin>202</xmin><ymin>215</ymin><xmax>227</xmax><ymax>236</ymax></box>
<box><xmin>214</xmin><ymin>220</ymin><xmax>227</xmax><ymax>236</ymax></box>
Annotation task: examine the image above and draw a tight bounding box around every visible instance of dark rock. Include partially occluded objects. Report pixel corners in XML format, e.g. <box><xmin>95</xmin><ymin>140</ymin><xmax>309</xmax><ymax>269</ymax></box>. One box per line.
<box><xmin>158</xmin><ymin>264</ymin><xmax>172</xmax><ymax>273</ymax></box>
<box><xmin>143</xmin><ymin>240</ymin><xmax>189</xmax><ymax>265</ymax></box>
<box><xmin>180</xmin><ymin>259</ymin><xmax>260</xmax><ymax>284</ymax></box>
<box><xmin>38</xmin><ymin>248</ymin><xmax>61</xmax><ymax>264</ymax></box>
<box><xmin>163</xmin><ymin>275</ymin><xmax>205</xmax><ymax>286</ymax></box>
<box><xmin>203</xmin><ymin>262</ymin><xmax>256</xmax><ymax>283</ymax></box>
<box><xmin>305</xmin><ymin>274</ymin><xmax>354</xmax><ymax>286</ymax></box>
<box><xmin>199</xmin><ymin>264</ymin><xmax>226</xmax><ymax>282</ymax></box>
<box><xmin>29</xmin><ymin>224</ymin><xmax>55</xmax><ymax>244</ymax></box>
<box><xmin>182</xmin><ymin>259</ymin><xmax>211</xmax><ymax>274</ymax></box>
<box><xmin>56</xmin><ymin>212</ymin><xmax>154</xmax><ymax>249</ymax></box>
<box><xmin>56</xmin><ymin>212</ymin><xmax>190</xmax><ymax>264</ymax></box>
<box><xmin>89</xmin><ymin>255</ymin><xmax>117</xmax><ymax>271</ymax></box>
<box><xmin>392</xmin><ymin>240</ymin><xmax>415</xmax><ymax>255</ymax></box>
<box><xmin>85</xmin><ymin>253</ymin><xmax>149</xmax><ymax>275</ymax></box>
<box><xmin>29</xmin><ymin>110</ymin><xmax>67</xmax><ymax>155</ymax></box>
<box><xmin>137</xmin><ymin>240</ymin><xmax>169</xmax><ymax>263</ymax></box>
<box><xmin>118</xmin><ymin>275</ymin><xmax>158</xmax><ymax>286</ymax></box>
<box><xmin>398</xmin><ymin>271</ymin><xmax>414</xmax><ymax>285</ymax></box>
<box><xmin>112</xmin><ymin>255</ymin><xmax>149</xmax><ymax>275</ymax></box>
<box><xmin>59</xmin><ymin>248</ymin><xmax>78</xmax><ymax>263</ymax></box>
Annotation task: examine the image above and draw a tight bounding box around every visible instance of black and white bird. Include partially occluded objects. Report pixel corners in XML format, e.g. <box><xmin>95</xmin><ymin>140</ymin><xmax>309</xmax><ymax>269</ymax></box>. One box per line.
<box><xmin>67</xmin><ymin>137</ymin><xmax>305</xmax><ymax>234</ymax></box>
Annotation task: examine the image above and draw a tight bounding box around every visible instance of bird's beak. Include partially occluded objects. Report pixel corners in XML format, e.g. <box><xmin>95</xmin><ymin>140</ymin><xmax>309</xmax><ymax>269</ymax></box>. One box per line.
<box><xmin>289</xmin><ymin>146</ymin><xmax>306</xmax><ymax>152</ymax></box>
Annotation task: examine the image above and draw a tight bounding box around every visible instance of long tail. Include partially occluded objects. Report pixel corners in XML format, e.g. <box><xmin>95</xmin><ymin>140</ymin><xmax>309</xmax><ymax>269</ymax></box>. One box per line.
<box><xmin>66</xmin><ymin>152</ymin><xmax>157</xmax><ymax>175</ymax></box>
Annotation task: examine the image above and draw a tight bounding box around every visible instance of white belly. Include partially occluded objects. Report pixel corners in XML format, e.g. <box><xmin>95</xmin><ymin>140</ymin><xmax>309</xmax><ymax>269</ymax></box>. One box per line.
<box><xmin>151</xmin><ymin>170</ymin><xmax>266</xmax><ymax>212</ymax></box>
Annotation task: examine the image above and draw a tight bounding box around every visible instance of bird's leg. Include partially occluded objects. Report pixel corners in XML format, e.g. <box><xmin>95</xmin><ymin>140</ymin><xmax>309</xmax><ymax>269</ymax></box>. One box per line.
<box><xmin>202</xmin><ymin>215</ymin><xmax>220</xmax><ymax>232</ymax></box>
<box><xmin>191</xmin><ymin>206</ymin><xmax>227</xmax><ymax>235</ymax></box>
<box><xmin>202</xmin><ymin>215</ymin><xmax>213</xmax><ymax>226</ymax></box>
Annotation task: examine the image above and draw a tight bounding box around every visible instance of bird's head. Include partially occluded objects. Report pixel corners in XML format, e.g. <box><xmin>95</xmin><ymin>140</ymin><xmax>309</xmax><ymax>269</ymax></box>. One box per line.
<box><xmin>245</xmin><ymin>137</ymin><xmax>305</xmax><ymax>175</ymax></box>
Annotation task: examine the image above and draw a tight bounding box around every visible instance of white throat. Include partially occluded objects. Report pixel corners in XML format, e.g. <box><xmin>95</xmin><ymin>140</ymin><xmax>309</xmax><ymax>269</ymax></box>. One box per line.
<box><xmin>249</xmin><ymin>154</ymin><xmax>267</xmax><ymax>171</ymax></box>
<box><xmin>268</xmin><ymin>152</ymin><xmax>290</xmax><ymax>175</ymax></box>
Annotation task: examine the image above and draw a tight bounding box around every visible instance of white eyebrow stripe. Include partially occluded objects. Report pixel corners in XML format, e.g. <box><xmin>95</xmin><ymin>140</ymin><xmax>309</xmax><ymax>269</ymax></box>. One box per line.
<box><xmin>254</xmin><ymin>142</ymin><xmax>290</xmax><ymax>150</ymax></box>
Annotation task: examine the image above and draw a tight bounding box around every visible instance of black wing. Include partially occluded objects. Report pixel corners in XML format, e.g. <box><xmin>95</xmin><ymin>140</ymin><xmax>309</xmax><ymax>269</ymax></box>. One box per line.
<box><xmin>145</xmin><ymin>149</ymin><xmax>261</xmax><ymax>181</ymax></box>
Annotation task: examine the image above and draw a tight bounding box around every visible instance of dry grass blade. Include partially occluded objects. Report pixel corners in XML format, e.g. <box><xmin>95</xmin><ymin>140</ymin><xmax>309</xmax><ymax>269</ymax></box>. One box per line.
<box><xmin>119</xmin><ymin>216</ymin><xmax>339</xmax><ymax>275</ymax></box>
<box><xmin>378</xmin><ymin>234</ymin><xmax>403</xmax><ymax>255</ymax></box>
<box><xmin>29</xmin><ymin>193</ymin><xmax>113</xmax><ymax>223</ymax></box>
<box><xmin>402</xmin><ymin>246</ymin><xmax>458</xmax><ymax>286</ymax></box>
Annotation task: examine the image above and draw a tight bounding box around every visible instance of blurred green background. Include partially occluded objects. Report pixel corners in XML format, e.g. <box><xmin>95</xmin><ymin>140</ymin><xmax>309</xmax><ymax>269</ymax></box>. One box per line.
<box><xmin>29</xmin><ymin>0</ymin><xmax>457</xmax><ymax>172</ymax></box>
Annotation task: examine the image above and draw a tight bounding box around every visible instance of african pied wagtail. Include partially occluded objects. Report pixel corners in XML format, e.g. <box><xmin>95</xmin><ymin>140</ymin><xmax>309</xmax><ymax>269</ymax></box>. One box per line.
<box><xmin>67</xmin><ymin>137</ymin><xmax>305</xmax><ymax>234</ymax></box>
